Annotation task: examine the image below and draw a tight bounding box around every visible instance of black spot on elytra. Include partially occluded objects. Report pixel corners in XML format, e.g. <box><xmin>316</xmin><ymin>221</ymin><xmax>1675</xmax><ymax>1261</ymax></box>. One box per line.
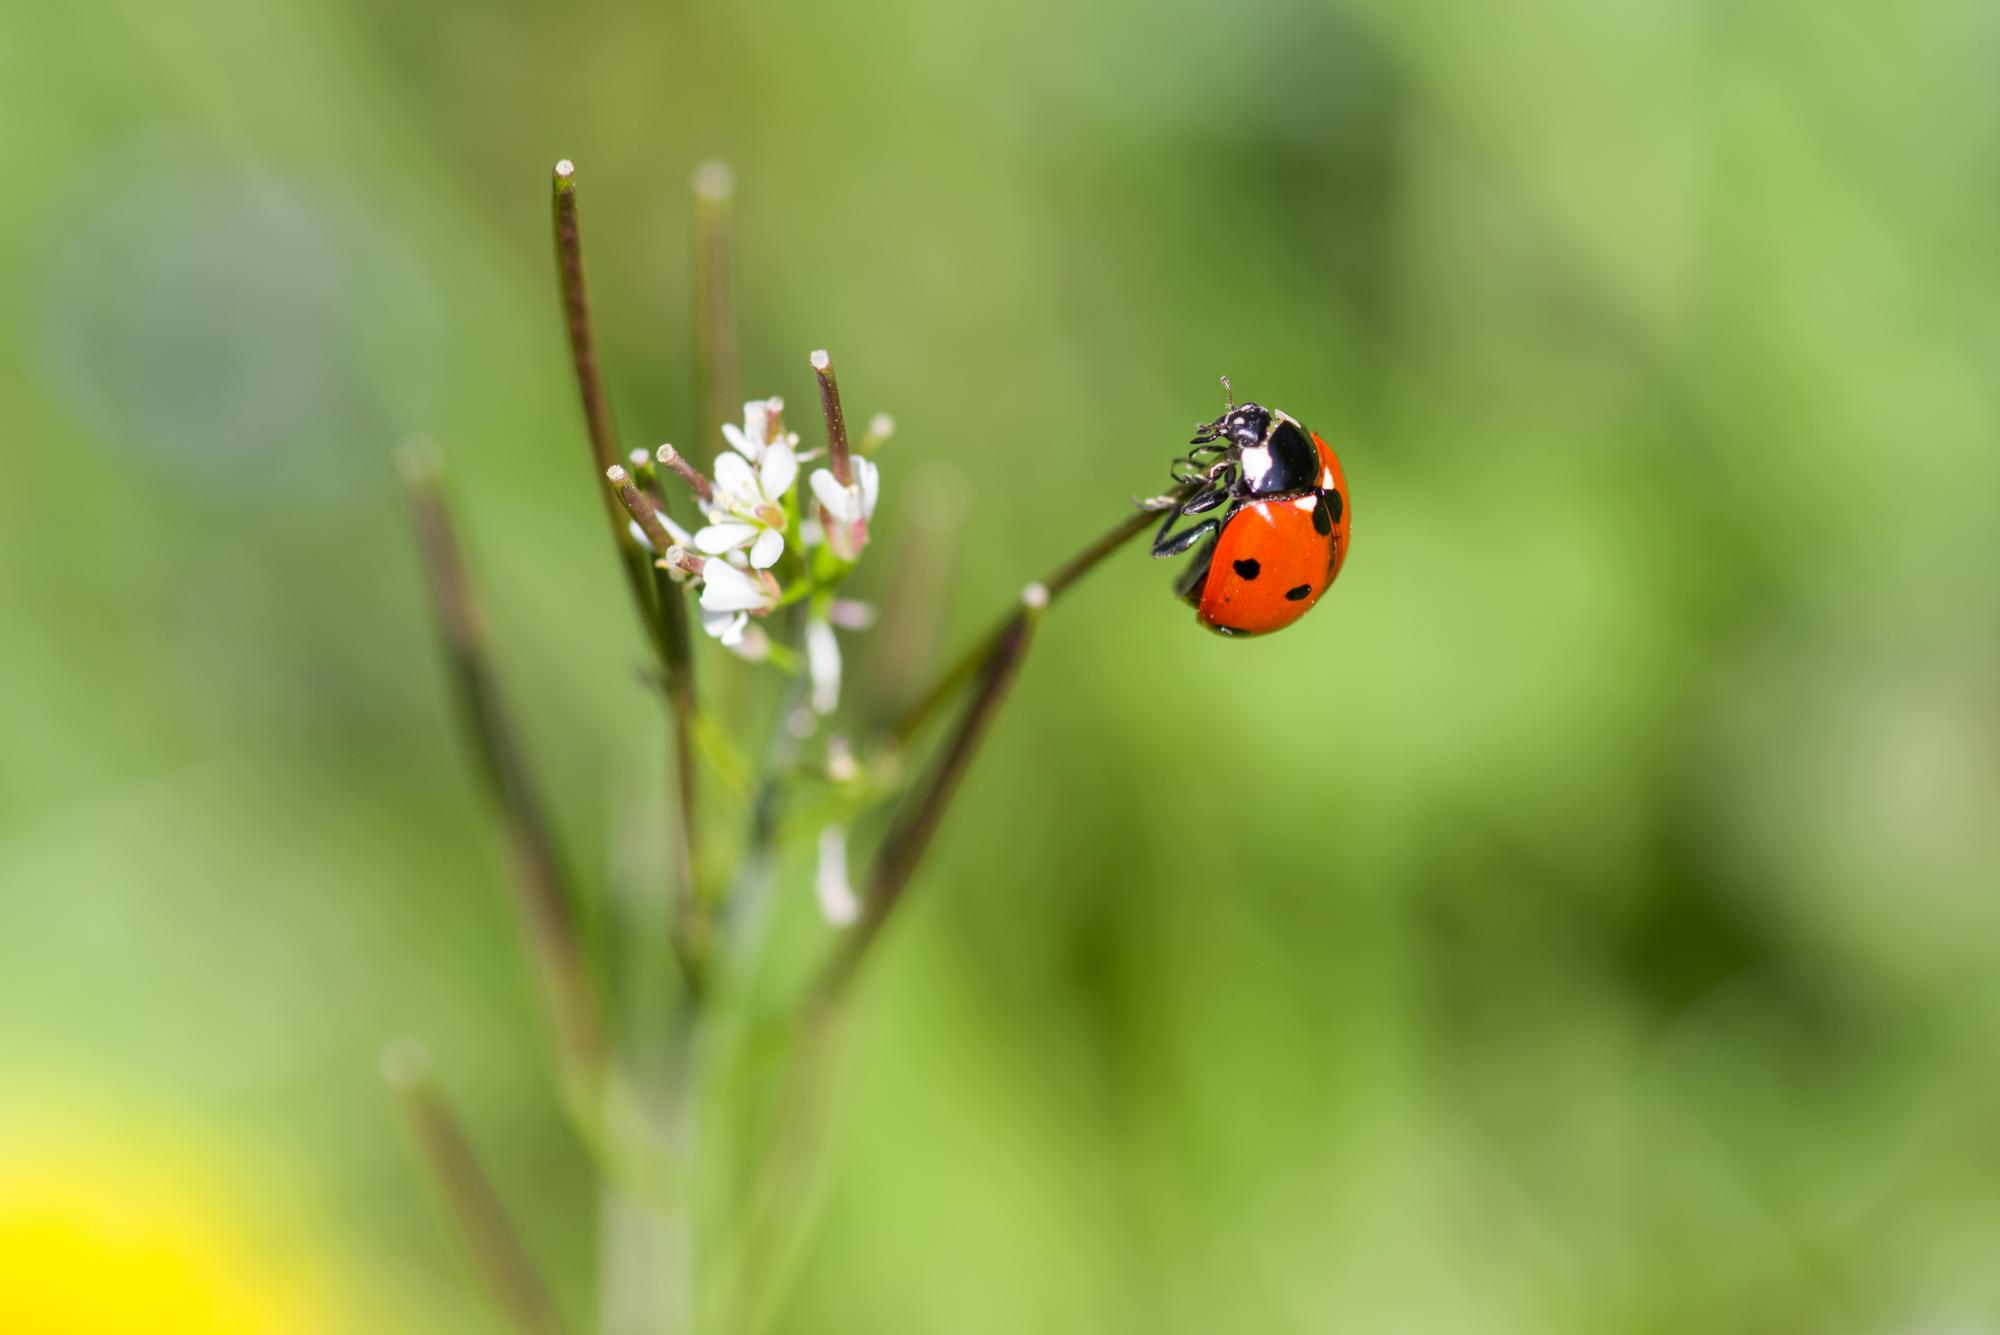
<box><xmin>1326</xmin><ymin>489</ymin><xmax>1343</xmax><ymax>523</ymax></box>
<box><xmin>1285</xmin><ymin>584</ymin><xmax>1312</xmax><ymax>601</ymax></box>
<box><xmin>1232</xmin><ymin>558</ymin><xmax>1261</xmax><ymax>580</ymax></box>
<box><xmin>1312</xmin><ymin>494</ymin><xmax>1335</xmax><ymax>536</ymax></box>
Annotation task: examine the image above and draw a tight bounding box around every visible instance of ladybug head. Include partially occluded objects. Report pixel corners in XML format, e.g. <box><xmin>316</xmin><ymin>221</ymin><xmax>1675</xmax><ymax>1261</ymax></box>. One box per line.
<box><xmin>1191</xmin><ymin>376</ymin><xmax>1270</xmax><ymax>450</ymax></box>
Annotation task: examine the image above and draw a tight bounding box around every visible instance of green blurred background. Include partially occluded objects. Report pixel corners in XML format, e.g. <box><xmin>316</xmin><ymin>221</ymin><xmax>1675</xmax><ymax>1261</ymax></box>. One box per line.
<box><xmin>4</xmin><ymin>0</ymin><xmax>1998</xmax><ymax>1329</ymax></box>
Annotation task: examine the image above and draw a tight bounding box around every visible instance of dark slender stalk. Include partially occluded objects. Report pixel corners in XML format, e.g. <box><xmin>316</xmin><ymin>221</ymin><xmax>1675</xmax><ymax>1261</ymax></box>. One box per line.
<box><xmin>820</xmin><ymin>607</ymin><xmax>1037</xmax><ymax>1001</ymax></box>
<box><xmin>553</xmin><ymin>161</ymin><xmax>631</xmax><ymax>543</ymax></box>
<box><xmin>655</xmin><ymin>560</ymin><xmax>709</xmax><ymax>990</ymax></box>
<box><xmin>656</xmin><ymin>444</ymin><xmax>715</xmax><ymax>505</ymax></box>
<box><xmin>553</xmin><ymin>160</ymin><xmax>661</xmax><ymax>652</ymax></box>
<box><xmin>607</xmin><ymin>465</ymin><xmax>680</xmax><ymax>556</ymax></box>
<box><xmin>384</xmin><ymin>1041</ymin><xmax>570</xmax><ymax>1335</ymax></box>
<box><xmin>810</xmin><ymin>350</ymin><xmax>851</xmax><ymax>486</ymax></box>
<box><xmin>403</xmin><ymin>448</ymin><xmax>605</xmax><ymax>1091</ymax></box>
<box><xmin>606</xmin><ymin>467</ymin><xmax>710</xmax><ymax>990</ymax></box>
<box><xmin>886</xmin><ymin>488</ymin><xmax>1190</xmax><ymax>747</ymax></box>
<box><xmin>693</xmin><ymin>161</ymin><xmax>739</xmax><ymax>459</ymax></box>
<box><xmin>732</xmin><ymin>490</ymin><xmax>1189</xmax><ymax>1330</ymax></box>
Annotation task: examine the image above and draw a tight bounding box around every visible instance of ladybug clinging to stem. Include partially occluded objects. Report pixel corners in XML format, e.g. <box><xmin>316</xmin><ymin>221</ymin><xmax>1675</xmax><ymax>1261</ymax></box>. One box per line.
<box><xmin>1150</xmin><ymin>378</ymin><xmax>1351</xmax><ymax>636</ymax></box>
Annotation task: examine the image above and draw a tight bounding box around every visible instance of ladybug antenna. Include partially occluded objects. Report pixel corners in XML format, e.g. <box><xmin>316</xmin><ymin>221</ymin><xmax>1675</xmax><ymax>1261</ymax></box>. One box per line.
<box><xmin>1190</xmin><ymin>374</ymin><xmax>1237</xmax><ymax>443</ymax></box>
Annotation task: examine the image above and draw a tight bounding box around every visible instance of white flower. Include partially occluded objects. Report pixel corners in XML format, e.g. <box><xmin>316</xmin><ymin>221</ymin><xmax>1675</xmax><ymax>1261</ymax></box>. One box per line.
<box><xmin>699</xmin><ymin>609</ymin><xmax>770</xmax><ymax>658</ymax></box>
<box><xmin>805</xmin><ymin>617</ymin><xmax>841</xmax><ymax>715</ymax></box>
<box><xmin>815</xmin><ymin>825</ymin><xmax>860</xmax><ymax>927</ymax></box>
<box><xmin>809</xmin><ymin>456</ymin><xmax>881</xmax><ymax>560</ymax></box>
<box><xmin>721</xmin><ymin>397</ymin><xmax>798</xmax><ymax>466</ymax></box>
<box><xmin>697</xmin><ymin>440</ymin><xmax>797</xmax><ymax>570</ymax></box>
<box><xmin>696</xmin><ymin>557</ymin><xmax>779</xmax><ymax>650</ymax></box>
<box><xmin>698</xmin><ymin>557</ymin><xmax>779</xmax><ymax>613</ymax></box>
<box><xmin>809</xmin><ymin>456</ymin><xmax>880</xmax><ymax>525</ymax></box>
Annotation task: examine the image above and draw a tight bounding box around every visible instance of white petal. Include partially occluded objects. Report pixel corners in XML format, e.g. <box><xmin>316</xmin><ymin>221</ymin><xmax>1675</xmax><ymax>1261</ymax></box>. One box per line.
<box><xmin>657</xmin><ymin>512</ymin><xmax>693</xmax><ymax>546</ymax></box>
<box><xmin>721</xmin><ymin>422</ymin><xmax>754</xmax><ymax>459</ymax></box>
<box><xmin>798</xmin><ymin>518</ymin><xmax>825</xmax><ymax>548</ymax></box>
<box><xmin>749</xmin><ymin>527</ymin><xmax>786</xmax><ymax>569</ymax></box>
<box><xmin>698</xmin><ymin>559</ymin><xmax>771</xmax><ymax>612</ymax></box>
<box><xmin>626</xmin><ymin>519</ymin><xmax>654</xmax><ymax>551</ymax></box>
<box><xmin>759</xmin><ymin>442</ymin><xmax>798</xmax><ymax>499</ymax></box>
<box><xmin>713</xmin><ymin>451</ymin><xmax>757</xmax><ymax>499</ymax></box>
<box><xmin>810</xmin><ymin>468</ymin><xmax>853</xmax><ymax>521</ymax></box>
<box><xmin>815</xmin><ymin>826</ymin><xmax>859</xmax><ymax>926</ymax></box>
<box><xmin>695</xmin><ymin>521</ymin><xmax>757</xmax><ymax>554</ymax></box>
<box><xmin>805</xmin><ymin>619</ymin><xmax>841</xmax><ymax>714</ymax></box>
<box><xmin>854</xmin><ymin>456</ymin><xmax>881</xmax><ymax>517</ymax></box>
<box><xmin>699</xmin><ymin>607</ymin><xmax>746</xmax><ymax>643</ymax></box>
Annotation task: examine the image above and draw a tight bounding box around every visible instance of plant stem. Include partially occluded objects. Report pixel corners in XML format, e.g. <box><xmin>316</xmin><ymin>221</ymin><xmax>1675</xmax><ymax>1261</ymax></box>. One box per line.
<box><xmin>886</xmin><ymin>489</ymin><xmax>1190</xmax><ymax>748</ymax></box>
<box><xmin>821</xmin><ymin>605</ymin><xmax>1036</xmax><ymax>1002</ymax></box>
<box><xmin>827</xmin><ymin>489</ymin><xmax>1191</xmax><ymax>997</ymax></box>
<box><xmin>810</xmin><ymin>350</ymin><xmax>851</xmax><ymax>487</ymax></box>
<box><xmin>403</xmin><ymin>448</ymin><xmax>605</xmax><ymax>1096</ymax></box>
<box><xmin>552</xmin><ymin>163</ymin><xmax>635</xmax><ymax>549</ymax></box>
<box><xmin>653</xmin><ymin>563</ymin><xmax>709</xmax><ymax>991</ymax></box>
<box><xmin>384</xmin><ymin>1041</ymin><xmax>571</xmax><ymax>1335</ymax></box>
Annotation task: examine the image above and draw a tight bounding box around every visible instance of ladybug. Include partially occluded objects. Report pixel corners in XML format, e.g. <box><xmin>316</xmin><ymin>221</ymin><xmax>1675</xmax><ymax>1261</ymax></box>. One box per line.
<box><xmin>1150</xmin><ymin>378</ymin><xmax>1351</xmax><ymax>637</ymax></box>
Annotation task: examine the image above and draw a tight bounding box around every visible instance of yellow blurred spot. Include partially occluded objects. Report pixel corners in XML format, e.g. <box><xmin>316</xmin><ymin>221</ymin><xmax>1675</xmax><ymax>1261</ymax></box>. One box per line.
<box><xmin>0</xmin><ymin>1117</ymin><xmax>338</xmax><ymax>1335</ymax></box>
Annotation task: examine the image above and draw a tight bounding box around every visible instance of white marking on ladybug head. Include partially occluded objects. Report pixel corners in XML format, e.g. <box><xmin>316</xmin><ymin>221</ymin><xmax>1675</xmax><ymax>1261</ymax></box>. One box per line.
<box><xmin>1240</xmin><ymin>443</ymin><xmax>1274</xmax><ymax>488</ymax></box>
<box><xmin>1293</xmin><ymin>495</ymin><xmax>1316</xmax><ymax>511</ymax></box>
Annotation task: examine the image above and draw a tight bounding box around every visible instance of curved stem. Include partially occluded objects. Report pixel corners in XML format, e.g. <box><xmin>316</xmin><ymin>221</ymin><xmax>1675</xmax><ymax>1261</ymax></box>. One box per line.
<box><xmin>886</xmin><ymin>488</ymin><xmax>1192</xmax><ymax>748</ymax></box>
<box><xmin>386</xmin><ymin>1043</ymin><xmax>571</xmax><ymax>1335</ymax></box>
<box><xmin>404</xmin><ymin>451</ymin><xmax>606</xmax><ymax>1098</ymax></box>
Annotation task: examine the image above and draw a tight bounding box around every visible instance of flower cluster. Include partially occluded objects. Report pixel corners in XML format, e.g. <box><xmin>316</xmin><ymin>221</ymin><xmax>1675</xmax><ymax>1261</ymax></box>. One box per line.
<box><xmin>653</xmin><ymin>392</ymin><xmax>888</xmax><ymax>718</ymax></box>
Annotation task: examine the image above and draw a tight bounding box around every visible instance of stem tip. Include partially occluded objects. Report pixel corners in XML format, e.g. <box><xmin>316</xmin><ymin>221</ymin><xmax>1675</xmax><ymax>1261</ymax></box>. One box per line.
<box><xmin>693</xmin><ymin>159</ymin><xmax>735</xmax><ymax>201</ymax></box>
<box><xmin>380</xmin><ymin>1037</ymin><xmax>433</xmax><ymax>1089</ymax></box>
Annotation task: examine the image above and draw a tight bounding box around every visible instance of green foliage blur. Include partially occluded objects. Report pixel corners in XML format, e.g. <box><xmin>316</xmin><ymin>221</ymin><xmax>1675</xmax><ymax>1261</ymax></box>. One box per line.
<box><xmin>3</xmin><ymin>0</ymin><xmax>1997</xmax><ymax>1329</ymax></box>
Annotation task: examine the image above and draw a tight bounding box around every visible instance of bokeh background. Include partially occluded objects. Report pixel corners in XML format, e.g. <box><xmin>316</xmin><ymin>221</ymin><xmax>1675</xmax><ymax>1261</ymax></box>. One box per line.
<box><xmin>5</xmin><ymin>0</ymin><xmax>1999</xmax><ymax>1329</ymax></box>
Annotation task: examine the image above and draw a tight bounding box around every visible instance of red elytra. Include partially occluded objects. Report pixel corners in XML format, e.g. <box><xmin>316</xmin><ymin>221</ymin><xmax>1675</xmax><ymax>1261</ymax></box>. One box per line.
<box><xmin>1152</xmin><ymin>388</ymin><xmax>1351</xmax><ymax>638</ymax></box>
<box><xmin>1195</xmin><ymin>431</ymin><xmax>1349</xmax><ymax>636</ymax></box>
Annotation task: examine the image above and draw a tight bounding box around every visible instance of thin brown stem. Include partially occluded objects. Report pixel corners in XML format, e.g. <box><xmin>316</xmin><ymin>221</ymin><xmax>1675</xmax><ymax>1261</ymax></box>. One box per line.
<box><xmin>886</xmin><ymin>488</ymin><xmax>1190</xmax><ymax>747</ymax></box>
<box><xmin>821</xmin><ymin>602</ymin><xmax>1038</xmax><ymax>1002</ymax></box>
<box><xmin>403</xmin><ymin>448</ymin><xmax>605</xmax><ymax>1091</ymax></box>
<box><xmin>606</xmin><ymin>467</ymin><xmax>710</xmax><ymax>991</ymax></box>
<box><xmin>693</xmin><ymin>161</ymin><xmax>739</xmax><ymax>459</ymax></box>
<box><xmin>656</xmin><ymin>444</ymin><xmax>715</xmax><ymax>505</ymax></box>
<box><xmin>384</xmin><ymin>1041</ymin><xmax>570</xmax><ymax>1335</ymax></box>
<box><xmin>654</xmin><ymin>561</ymin><xmax>710</xmax><ymax>992</ymax></box>
<box><xmin>552</xmin><ymin>161</ymin><xmax>630</xmax><ymax>541</ymax></box>
<box><xmin>552</xmin><ymin>160</ymin><xmax>660</xmax><ymax>650</ymax></box>
<box><xmin>733</xmin><ymin>496</ymin><xmax>1186</xmax><ymax>1327</ymax></box>
<box><xmin>810</xmin><ymin>350</ymin><xmax>851</xmax><ymax>486</ymax></box>
<box><xmin>607</xmin><ymin>466</ymin><xmax>679</xmax><ymax>555</ymax></box>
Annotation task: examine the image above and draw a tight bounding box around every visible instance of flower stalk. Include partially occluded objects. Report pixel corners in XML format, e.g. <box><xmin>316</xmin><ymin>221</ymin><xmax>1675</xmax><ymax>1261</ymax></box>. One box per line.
<box><xmin>402</xmin><ymin>445</ymin><xmax>606</xmax><ymax>1097</ymax></box>
<box><xmin>384</xmin><ymin>1040</ymin><xmax>570</xmax><ymax>1335</ymax></box>
<box><xmin>406</xmin><ymin>156</ymin><xmax>1198</xmax><ymax>1335</ymax></box>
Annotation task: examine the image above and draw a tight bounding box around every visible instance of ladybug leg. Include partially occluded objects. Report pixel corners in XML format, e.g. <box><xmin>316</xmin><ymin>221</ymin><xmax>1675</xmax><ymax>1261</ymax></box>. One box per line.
<box><xmin>1173</xmin><ymin>536</ymin><xmax>1217</xmax><ymax>605</ymax></box>
<box><xmin>1151</xmin><ymin>510</ymin><xmax>1221</xmax><ymax>559</ymax></box>
<box><xmin>1180</xmin><ymin>484</ymin><xmax>1230</xmax><ymax>516</ymax></box>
